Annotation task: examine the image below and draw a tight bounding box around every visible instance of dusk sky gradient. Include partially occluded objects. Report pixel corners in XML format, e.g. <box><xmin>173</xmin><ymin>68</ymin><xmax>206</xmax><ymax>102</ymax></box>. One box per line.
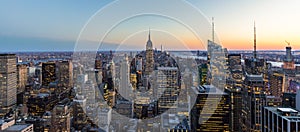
<box><xmin>1</xmin><ymin>0</ymin><xmax>300</xmax><ymax>51</ymax></box>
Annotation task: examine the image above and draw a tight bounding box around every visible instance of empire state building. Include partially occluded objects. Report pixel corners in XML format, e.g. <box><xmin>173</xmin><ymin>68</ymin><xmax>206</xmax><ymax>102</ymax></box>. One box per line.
<box><xmin>145</xmin><ymin>30</ymin><xmax>154</xmax><ymax>76</ymax></box>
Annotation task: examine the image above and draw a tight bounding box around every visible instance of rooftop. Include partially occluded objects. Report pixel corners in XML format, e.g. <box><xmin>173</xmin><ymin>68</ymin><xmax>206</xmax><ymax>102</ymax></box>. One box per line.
<box><xmin>245</xmin><ymin>73</ymin><xmax>264</xmax><ymax>82</ymax></box>
<box><xmin>192</xmin><ymin>85</ymin><xmax>226</xmax><ymax>95</ymax></box>
<box><xmin>157</xmin><ymin>67</ymin><xmax>178</xmax><ymax>70</ymax></box>
<box><xmin>278</xmin><ymin>108</ymin><xmax>298</xmax><ymax>113</ymax></box>
<box><xmin>37</xmin><ymin>93</ymin><xmax>50</xmax><ymax>98</ymax></box>
<box><xmin>0</xmin><ymin>54</ymin><xmax>16</xmax><ymax>56</ymax></box>
<box><xmin>5</xmin><ymin>124</ymin><xmax>32</xmax><ymax>131</ymax></box>
<box><xmin>265</xmin><ymin>107</ymin><xmax>300</xmax><ymax>120</ymax></box>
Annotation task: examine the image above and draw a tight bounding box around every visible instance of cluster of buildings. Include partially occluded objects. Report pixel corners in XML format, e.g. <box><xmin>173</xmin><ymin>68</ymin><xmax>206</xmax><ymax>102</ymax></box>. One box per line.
<box><xmin>0</xmin><ymin>25</ymin><xmax>300</xmax><ymax>132</ymax></box>
<box><xmin>196</xmin><ymin>23</ymin><xmax>300</xmax><ymax>132</ymax></box>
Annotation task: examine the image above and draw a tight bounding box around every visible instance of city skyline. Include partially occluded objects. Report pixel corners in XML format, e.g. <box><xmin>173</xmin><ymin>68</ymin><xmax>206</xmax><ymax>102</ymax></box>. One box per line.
<box><xmin>1</xmin><ymin>0</ymin><xmax>300</xmax><ymax>52</ymax></box>
<box><xmin>2</xmin><ymin>1</ymin><xmax>300</xmax><ymax>132</ymax></box>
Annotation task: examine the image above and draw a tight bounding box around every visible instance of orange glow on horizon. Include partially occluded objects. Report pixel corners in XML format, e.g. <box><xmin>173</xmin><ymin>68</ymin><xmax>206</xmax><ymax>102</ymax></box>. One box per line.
<box><xmin>183</xmin><ymin>38</ymin><xmax>300</xmax><ymax>51</ymax></box>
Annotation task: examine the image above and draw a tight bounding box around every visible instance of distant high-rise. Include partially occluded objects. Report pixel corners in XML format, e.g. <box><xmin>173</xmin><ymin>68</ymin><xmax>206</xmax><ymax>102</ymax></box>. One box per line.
<box><xmin>57</xmin><ymin>60</ymin><xmax>73</xmax><ymax>90</ymax></box>
<box><xmin>283</xmin><ymin>42</ymin><xmax>295</xmax><ymax>70</ymax></box>
<box><xmin>0</xmin><ymin>54</ymin><xmax>17</xmax><ymax>117</ymax></box>
<box><xmin>190</xmin><ymin>85</ymin><xmax>230</xmax><ymax>132</ymax></box>
<box><xmin>17</xmin><ymin>64</ymin><xmax>28</xmax><ymax>94</ymax></box>
<box><xmin>244</xmin><ymin>23</ymin><xmax>266</xmax><ymax>75</ymax></box>
<box><xmin>145</xmin><ymin>29</ymin><xmax>154</xmax><ymax>76</ymax></box>
<box><xmin>42</xmin><ymin>62</ymin><xmax>56</xmax><ymax>87</ymax></box>
<box><xmin>269</xmin><ymin>72</ymin><xmax>284</xmax><ymax>97</ymax></box>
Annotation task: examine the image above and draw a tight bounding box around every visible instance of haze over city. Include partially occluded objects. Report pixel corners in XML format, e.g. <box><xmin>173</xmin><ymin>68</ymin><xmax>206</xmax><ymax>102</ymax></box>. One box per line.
<box><xmin>1</xmin><ymin>1</ymin><xmax>300</xmax><ymax>132</ymax></box>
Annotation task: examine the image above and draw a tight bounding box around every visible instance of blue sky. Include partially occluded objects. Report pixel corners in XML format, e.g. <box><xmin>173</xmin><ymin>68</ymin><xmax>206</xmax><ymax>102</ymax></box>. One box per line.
<box><xmin>0</xmin><ymin>0</ymin><xmax>111</xmax><ymax>51</ymax></box>
<box><xmin>1</xmin><ymin>0</ymin><xmax>300</xmax><ymax>51</ymax></box>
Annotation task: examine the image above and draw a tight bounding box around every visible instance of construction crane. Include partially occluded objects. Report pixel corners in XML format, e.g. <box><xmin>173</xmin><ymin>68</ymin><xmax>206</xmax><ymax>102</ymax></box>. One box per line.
<box><xmin>285</xmin><ymin>40</ymin><xmax>290</xmax><ymax>46</ymax></box>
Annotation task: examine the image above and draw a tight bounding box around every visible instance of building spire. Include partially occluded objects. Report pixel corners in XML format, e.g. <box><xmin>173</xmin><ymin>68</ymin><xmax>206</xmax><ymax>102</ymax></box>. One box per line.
<box><xmin>212</xmin><ymin>17</ymin><xmax>215</xmax><ymax>43</ymax></box>
<box><xmin>148</xmin><ymin>28</ymin><xmax>151</xmax><ymax>41</ymax></box>
<box><xmin>254</xmin><ymin>21</ymin><xmax>257</xmax><ymax>59</ymax></box>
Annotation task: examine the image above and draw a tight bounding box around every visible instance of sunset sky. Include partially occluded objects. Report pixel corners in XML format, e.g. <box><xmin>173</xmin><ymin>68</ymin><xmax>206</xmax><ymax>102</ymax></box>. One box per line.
<box><xmin>0</xmin><ymin>0</ymin><xmax>300</xmax><ymax>51</ymax></box>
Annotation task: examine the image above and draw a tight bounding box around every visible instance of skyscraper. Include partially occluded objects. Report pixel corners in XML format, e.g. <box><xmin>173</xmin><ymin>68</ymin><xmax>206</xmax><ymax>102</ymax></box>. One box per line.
<box><xmin>283</xmin><ymin>42</ymin><xmax>295</xmax><ymax>70</ymax></box>
<box><xmin>57</xmin><ymin>60</ymin><xmax>73</xmax><ymax>90</ymax></box>
<box><xmin>241</xmin><ymin>23</ymin><xmax>267</xmax><ymax>131</ymax></box>
<box><xmin>244</xmin><ymin>23</ymin><xmax>265</xmax><ymax>75</ymax></box>
<box><xmin>226</xmin><ymin>54</ymin><xmax>243</xmax><ymax>132</ymax></box>
<box><xmin>73</xmin><ymin>95</ymin><xmax>88</xmax><ymax>130</ymax></box>
<box><xmin>269</xmin><ymin>71</ymin><xmax>284</xmax><ymax>97</ymax></box>
<box><xmin>241</xmin><ymin>74</ymin><xmax>266</xmax><ymax>131</ymax></box>
<box><xmin>207</xmin><ymin>40</ymin><xmax>227</xmax><ymax>89</ymax></box>
<box><xmin>145</xmin><ymin>30</ymin><xmax>154</xmax><ymax>76</ymax></box>
<box><xmin>42</xmin><ymin>62</ymin><xmax>56</xmax><ymax>87</ymax></box>
<box><xmin>155</xmin><ymin>67</ymin><xmax>180</xmax><ymax>114</ymax></box>
<box><xmin>119</xmin><ymin>55</ymin><xmax>131</xmax><ymax>100</ymax></box>
<box><xmin>225</xmin><ymin>88</ymin><xmax>242</xmax><ymax>132</ymax></box>
<box><xmin>17</xmin><ymin>64</ymin><xmax>28</xmax><ymax>94</ymax></box>
<box><xmin>0</xmin><ymin>54</ymin><xmax>17</xmax><ymax>117</ymax></box>
<box><xmin>190</xmin><ymin>85</ymin><xmax>230</xmax><ymax>132</ymax></box>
